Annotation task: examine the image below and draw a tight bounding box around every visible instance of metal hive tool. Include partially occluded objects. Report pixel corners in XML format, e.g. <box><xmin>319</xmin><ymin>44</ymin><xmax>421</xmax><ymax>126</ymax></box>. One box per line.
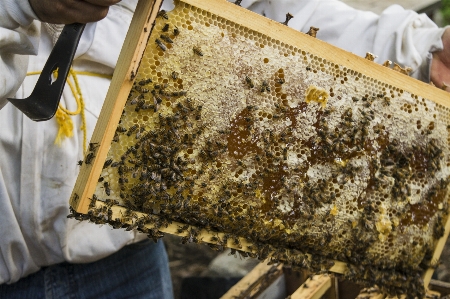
<box><xmin>8</xmin><ymin>23</ymin><xmax>85</xmax><ymax>121</ymax></box>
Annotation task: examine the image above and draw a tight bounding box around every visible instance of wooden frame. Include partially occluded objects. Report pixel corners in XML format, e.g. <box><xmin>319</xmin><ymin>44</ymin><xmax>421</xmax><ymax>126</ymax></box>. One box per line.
<box><xmin>70</xmin><ymin>0</ymin><xmax>450</xmax><ymax>295</ymax></box>
<box><xmin>222</xmin><ymin>265</ymin><xmax>450</xmax><ymax>299</ymax></box>
<box><xmin>220</xmin><ymin>263</ymin><xmax>284</xmax><ymax>299</ymax></box>
<box><xmin>70</xmin><ymin>0</ymin><xmax>164</xmax><ymax>213</ymax></box>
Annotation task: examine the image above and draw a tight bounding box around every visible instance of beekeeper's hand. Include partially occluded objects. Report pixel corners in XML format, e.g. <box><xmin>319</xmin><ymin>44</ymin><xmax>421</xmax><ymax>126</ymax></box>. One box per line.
<box><xmin>432</xmin><ymin>27</ymin><xmax>450</xmax><ymax>91</ymax></box>
<box><xmin>28</xmin><ymin>0</ymin><xmax>121</xmax><ymax>24</ymax></box>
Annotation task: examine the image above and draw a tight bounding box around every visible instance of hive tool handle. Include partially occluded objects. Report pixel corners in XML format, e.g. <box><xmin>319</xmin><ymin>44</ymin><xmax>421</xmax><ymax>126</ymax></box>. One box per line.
<box><xmin>7</xmin><ymin>23</ymin><xmax>86</xmax><ymax>121</ymax></box>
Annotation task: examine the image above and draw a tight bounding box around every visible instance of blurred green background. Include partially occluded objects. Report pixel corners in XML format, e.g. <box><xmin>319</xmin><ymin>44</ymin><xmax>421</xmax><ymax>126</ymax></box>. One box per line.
<box><xmin>441</xmin><ymin>0</ymin><xmax>450</xmax><ymax>25</ymax></box>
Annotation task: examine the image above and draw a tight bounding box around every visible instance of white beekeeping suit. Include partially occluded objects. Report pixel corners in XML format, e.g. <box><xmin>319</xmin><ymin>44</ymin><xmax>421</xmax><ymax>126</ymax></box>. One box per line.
<box><xmin>0</xmin><ymin>0</ymin><xmax>445</xmax><ymax>285</ymax></box>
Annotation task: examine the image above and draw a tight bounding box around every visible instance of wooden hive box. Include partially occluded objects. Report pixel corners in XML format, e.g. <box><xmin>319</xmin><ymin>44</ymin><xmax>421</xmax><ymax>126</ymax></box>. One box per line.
<box><xmin>69</xmin><ymin>0</ymin><xmax>450</xmax><ymax>296</ymax></box>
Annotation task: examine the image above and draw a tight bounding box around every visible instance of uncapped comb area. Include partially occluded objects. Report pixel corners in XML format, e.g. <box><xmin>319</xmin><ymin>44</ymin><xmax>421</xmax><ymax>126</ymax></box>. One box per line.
<box><xmin>82</xmin><ymin>2</ymin><xmax>450</xmax><ymax>296</ymax></box>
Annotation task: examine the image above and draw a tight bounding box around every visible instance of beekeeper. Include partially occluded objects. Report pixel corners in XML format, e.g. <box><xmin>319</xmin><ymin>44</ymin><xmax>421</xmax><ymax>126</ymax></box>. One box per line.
<box><xmin>0</xmin><ymin>0</ymin><xmax>449</xmax><ymax>298</ymax></box>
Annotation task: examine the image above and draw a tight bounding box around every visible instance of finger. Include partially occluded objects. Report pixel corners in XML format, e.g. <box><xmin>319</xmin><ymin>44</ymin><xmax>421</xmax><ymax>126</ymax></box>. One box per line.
<box><xmin>83</xmin><ymin>0</ymin><xmax>122</xmax><ymax>7</ymax></box>
<box><xmin>63</xmin><ymin>1</ymin><xmax>111</xmax><ymax>23</ymax></box>
<box><xmin>57</xmin><ymin>0</ymin><xmax>113</xmax><ymax>23</ymax></box>
<box><xmin>30</xmin><ymin>0</ymin><xmax>113</xmax><ymax>24</ymax></box>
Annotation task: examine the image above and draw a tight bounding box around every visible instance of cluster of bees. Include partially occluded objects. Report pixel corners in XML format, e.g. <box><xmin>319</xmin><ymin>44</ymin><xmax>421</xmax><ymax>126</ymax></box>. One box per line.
<box><xmin>69</xmin><ymin>4</ymin><xmax>450</xmax><ymax>298</ymax></box>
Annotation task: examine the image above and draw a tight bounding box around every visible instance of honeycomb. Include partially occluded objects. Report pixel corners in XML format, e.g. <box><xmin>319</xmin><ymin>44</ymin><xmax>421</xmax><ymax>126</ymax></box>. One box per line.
<box><xmin>81</xmin><ymin>1</ymin><xmax>450</xmax><ymax>296</ymax></box>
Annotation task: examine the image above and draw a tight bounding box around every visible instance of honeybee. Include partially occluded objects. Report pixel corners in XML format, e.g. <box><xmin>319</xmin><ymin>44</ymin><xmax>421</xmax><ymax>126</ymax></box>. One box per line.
<box><xmin>276</xmin><ymin>78</ymin><xmax>285</xmax><ymax>84</ymax></box>
<box><xmin>135</xmin><ymin>97</ymin><xmax>145</xmax><ymax>110</ymax></box>
<box><xmin>135</xmin><ymin>127</ymin><xmax>146</xmax><ymax>139</ymax></box>
<box><xmin>234</xmin><ymin>0</ymin><xmax>242</xmax><ymax>5</ymax></box>
<box><xmin>173</xmin><ymin>27</ymin><xmax>180</xmax><ymax>36</ymax></box>
<box><xmin>281</xmin><ymin>12</ymin><xmax>294</xmax><ymax>26</ymax></box>
<box><xmin>193</xmin><ymin>46</ymin><xmax>203</xmax><ymax>56</ymax></box>
<box><xmin>171</xmin><ymin>91</ymin><xmax>187</xmax><ymax>97</ymax></box>
<box><xmin>177</xmin><ymin>224</ymin><xmax>190</xmax><ymax>234</ymax></box>
<box><xmin>260</xmin><ymin>80</ymin><xmax>270</xmax><ymax>92</ymax></box>
<box><xmin>103</xmin><ymin>159</ymin><xmax>113</xmax><ymax>169</ymax></box>
<box><xmin>129</xmin><ymin>94</ymin><xmax>141</xmax><ymax>105</ymax></box>
<box><xmin>162</xmin><ymin>23</ymin><xmax>169</xmax><ymax>32</ymax></box>
<box><xmin>111</xmin><ymin>161</ymin><xmax>120</xmax><ymax>168</ymax></box>
<box><xmin>155</xmin><ymin>39</ymin><xmax>167</xmax><ymax>51</ymax></box>
<box><xmin>127</xmin><ymin>124</ymin><xmax>139</xmax><ymax>136</ymax></box>
<box><xmin>105</xmin><ymin>198</ymin><xmax>118</xmax><ymax>207</ymax></box>
<box><xmin>88</xmin><ymin>194</ymin><xmax>97</xmax><ymax>209</ymax></box>
<box><xmin>116</xmin><ymin>126</ymin><xmax>127</xmax><ymax>133</ymax></box>
<box><xmin>85</xmin><ymin>152</ymin><xmax>95</xmax><ymax>164</ymax></box>
<box><xmin>138</xmin><ymin>78</ymin><xmax>152</xmax><ymax>86</ymax></box>
<box><xmin>363</xmin><ymin>99</ymin><xmax>373</xmax><ymax>108</ymax></box>
<box><xmin>154</xmin><ymin>96</ymin><xmax>163</xmax><ymax>105</ymax></box>
<box><xmin>140</xmin><ymin>167</ymin><xmax>148</xmax><ymax>181</ymax></box>
<box><xmin>118</xmin><ymin>176</ymin><xmax>128</xmax><ymax>184</ymax></box>
<box><xmin>233</xmin><ymin>236</ymin><xmax>242</xmax><ymax>249</ymax></box>
<box><xmin>129</xmin><ymin>164</ymin><xmax>143</xmax><ymax>177</ymax></box>
<box><xmin>171</xmin><ymin>71</ymin><xmax>178</xmax><ymax>80</ymax></box>
<box><xmin>156</xmin><ymin>10</ymin><xmax>168</xmax><ymax>19</ymax></box>
<box><xmin>88</xmin><ymin>142</ymin><xmax>99</xmax><ymax>152</ymax></box>
<box><xmin>160</xmin><ymin>34</ymin><xmax>173</xmax><ymax>43</ymax></box>
<box><xmin>245</xmin><ymin>75</ymin><xmax>254</xmax><ymax>88</ymax></box>
<box><xmin>181</xmin><ymin>235</ymin><xmax>190</xmax><ymax>244</ymax></box>
<box><xmin>148</xmin><ymin>228</ymin><xmax>165</xmax><ymax>243</ymax></box>
<box><xmin>103</xmin><ymin>182</ymin><xmax>111</xmax><ymax>196</ymax></box>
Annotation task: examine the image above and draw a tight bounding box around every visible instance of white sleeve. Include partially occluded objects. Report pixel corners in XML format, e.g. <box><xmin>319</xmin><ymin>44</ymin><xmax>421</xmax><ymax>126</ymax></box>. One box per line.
<box><xmin>75</xmin><ymin>0</ymin><xmax>138</xmax><ymax>71</ymax></box>
<box><xmin>241</xmin><ymin>0</ymin><xmax>445</xmax><ymax>82</ymax></box>
<box><xmin>0</xmin><ymin>0</ymin><xmax>40</xmax><ymax>109</ymax></box>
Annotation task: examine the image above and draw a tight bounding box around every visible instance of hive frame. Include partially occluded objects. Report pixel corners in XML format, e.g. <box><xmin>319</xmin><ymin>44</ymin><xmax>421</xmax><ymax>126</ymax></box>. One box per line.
<box><xmin>70</xmin><ymin>0</ymin><xmax>164</xmax><ymax>212</ymax></box>
<box><xmin>70</xmin><ymin>0</ymin><xmax>450</xmax><ymax>292</ymax></box>
<box><xmin>221</xmin><ymin>267</ymin><xmax>449</xmax><ymax>299</ymax></box>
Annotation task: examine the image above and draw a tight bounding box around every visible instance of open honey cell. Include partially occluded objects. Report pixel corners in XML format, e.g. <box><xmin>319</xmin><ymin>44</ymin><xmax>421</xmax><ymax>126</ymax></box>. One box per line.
<box><xmin>70</xmin><ymin>0</ymin><xmax>450</xmax><ymax>297</ymax></box>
